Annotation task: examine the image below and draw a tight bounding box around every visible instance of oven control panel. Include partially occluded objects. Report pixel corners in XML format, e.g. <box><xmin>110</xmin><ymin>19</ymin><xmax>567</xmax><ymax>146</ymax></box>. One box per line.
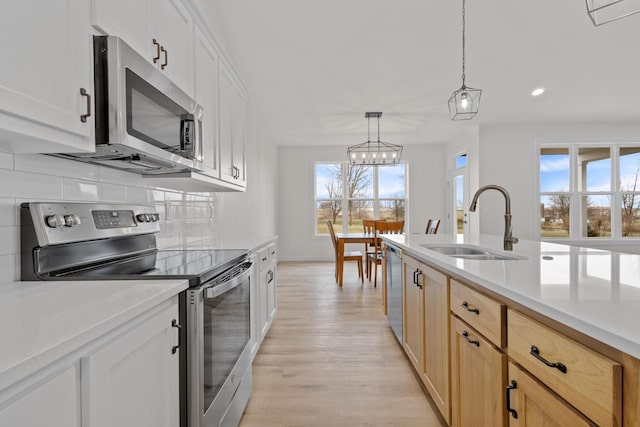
<box><xmin>22</xmin><ymin>202</ymin><xmax>161</xmax><ymax>247</ymax></box>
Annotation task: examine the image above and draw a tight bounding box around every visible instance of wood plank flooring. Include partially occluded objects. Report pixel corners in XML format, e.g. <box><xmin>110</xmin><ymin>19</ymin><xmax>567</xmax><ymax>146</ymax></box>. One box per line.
<box><xmin>239</xmin><ymin>261</ymin><xmax>446</xmax><ymax>427</ymax></box>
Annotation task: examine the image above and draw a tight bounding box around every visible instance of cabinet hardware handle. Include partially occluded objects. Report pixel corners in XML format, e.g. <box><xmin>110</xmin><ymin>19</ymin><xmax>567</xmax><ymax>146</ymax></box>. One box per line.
<box><xmin>461</xmin><ymin>301</ymin><xmax>480</xmax><ymax>315</ymax></box>
<box><xmin>80</xmin><ymin>88</ymin><xmax>91</xmax><ymax>123</ymax></box>
<box><xmin>161</xmin><ymin>46</ymin><xmax>168</xmax><ymax>69</ymax></box>
<box><xmin>461</xmin><ymin>330</ymin><xmax>480</xmax><ymax>347</ymax></box>
<box><xmin>262</xmin><ymin>256</ymin><xmax>268</xmax><ymax>261</ymax></box>
<box><xmin>529</xmin><ymin>345</ymin><xmax>567</xmax><ymax>373</ymax></box>
<box><xmin>268</xmin><ymin>270</ymin><xmax>274</xmax><ymax>283</ymax></box>
<box><xmin>415</xmin><ymin>270</ymin><xmax>423</xmax><ymax>289</ymax></box>
<box><xmin>412</xmin><ymin>269</ymin><xmax>418</xmax><ymax>285</ymax></box>
<box><xmin>171</xmin><ymin>319</ymin><xmax>181</xmax><ymax>354</ymax></box>
<box><xmin>505</xmin><ymin>380</ymin><xmax>518</xmax><ymax>419</ymax></box>
<box><xmin>152</xmin><ymin>39</ymin><xmax>161</xmax><ymax>63</ymax></box>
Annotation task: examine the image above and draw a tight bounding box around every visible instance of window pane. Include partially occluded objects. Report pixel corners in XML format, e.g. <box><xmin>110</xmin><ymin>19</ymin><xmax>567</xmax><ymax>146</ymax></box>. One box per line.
<box><xmin>455</xmin><ymin>153</ymin><xmax>468</xmax><ymax>168</ymax></box>
<box><xmin>379</xmin><ymin>199</ymin><xmax>405</xmax><ymax>222</ymax></box>
<box><xmin>346</xmin><ymin>200</ymin><xmax>373</xmax><ymax>232</ymax></box>
<box><xmin>581</xmin><ymin>195</ymin><xmax>611</xmax><ymax>237</ymax></box>
<box><xmin>378</xmin><ymin>163</ymin><xmax>406</xmax><ymax>198</ymax></box>
<box><xmin>621</xmin><ymin>193</ymin><xmax>640</xmax><ymax>237</ymax></box>
<box><xmin>620</xmin><ymin>147</ymin><xmax>640</xmax><ymax>191</ymax></box>
<box><xmin>346</xmin><ymin>164</ymin><xmax>373</xmax><ymax>199</ymax></box>
<box><xmin>540</xmin><ymin>195</ymin><xmax>570</xmax><ymax>238</ymax></box>
<box><xmin>316</xmin><ymin>201</ymin><xmax>342</xmax><ymax>233</ymax></box>
<box><xmin>456</xmin><ymin>175</ymin><xmax>464</xmax><ymax>235</ymax></box>
<box><xmin>540</xmin><ymin>148</ymin><xmax>569</xmax><ymax>192</ymax></box>
<box><xmin>578</xmin><ymin>147</ymin><xmax>610</xmax><ymax>191</ymax></box>
<box><xmin>316</xmin><ymin>163</ymin><xmax>343</xmax><ymax>199</ymax></box>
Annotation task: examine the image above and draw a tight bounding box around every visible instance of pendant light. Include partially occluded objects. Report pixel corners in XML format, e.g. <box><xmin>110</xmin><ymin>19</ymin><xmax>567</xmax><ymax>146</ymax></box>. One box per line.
<box><xmin>448</xmin><ymin>0</ymin><xmax>482</xmax><ymax>120</ymax></box>
<box><xmin>586</xmin><ymin>0</ymin><xmax>640</xmax><ymax>25</ymax></box>
<box><xmin>347</xmin><ymin>112</ymin><xmax>402</xmax><ymax>166</ymax></box>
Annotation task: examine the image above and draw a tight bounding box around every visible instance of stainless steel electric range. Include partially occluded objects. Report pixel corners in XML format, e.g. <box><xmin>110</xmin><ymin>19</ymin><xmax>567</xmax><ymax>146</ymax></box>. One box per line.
<box><xmin>20</xmin><ymin>202</ymin><xmax>254</xmax><ymax>427</ymax></box>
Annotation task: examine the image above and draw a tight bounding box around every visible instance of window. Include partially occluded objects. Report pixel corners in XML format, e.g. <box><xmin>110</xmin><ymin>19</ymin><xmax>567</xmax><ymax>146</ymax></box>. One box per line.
<box><xmin>315</xmin><ymin>162</ymin><xmax>407</xmax><ymax>234</ymax></box>
<box><xmin>539</xmin><ymin>144</ymin><xmax>640</xmax><ymax>239</ymax></box>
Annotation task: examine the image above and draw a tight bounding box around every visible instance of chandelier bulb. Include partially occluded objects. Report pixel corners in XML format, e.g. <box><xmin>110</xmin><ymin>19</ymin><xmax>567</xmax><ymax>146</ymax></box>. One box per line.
<box><xmin>460</xmin><ymin>92</ymin><xmax>469</xmax><ymax>110</ymax></box>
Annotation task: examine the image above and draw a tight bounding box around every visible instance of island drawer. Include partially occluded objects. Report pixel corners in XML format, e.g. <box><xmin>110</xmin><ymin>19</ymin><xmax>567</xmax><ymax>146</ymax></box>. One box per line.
<box><xmin>450</xmin><ymin>279</ymin><xmax>506</xmax><ymax>348</ymax></box>
<box><xmin>507</xmin><ymin>309</ymin><xmax>622</xmax><ymax>427</ymax></box>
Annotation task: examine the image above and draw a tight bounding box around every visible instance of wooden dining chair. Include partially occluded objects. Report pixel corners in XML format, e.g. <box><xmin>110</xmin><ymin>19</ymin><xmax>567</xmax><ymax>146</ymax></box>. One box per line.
<box><xmin>326</xmin><ymin>220</ymin><xmax>364</xmax><ymax>283</ymax></box>
<box><xmin>425</xmin><ymin>219</ymin><xmax>441</xmax><ymax>234</ymax></box>
<box><xmin>367</xmin><ymin>220</ymin><xmax>404</xmax><ymax>287</ymax></box>
<box><xmin>362</xmin><ymin>219</ymin><xmax>381</xmax><ymax>279</ymax></box>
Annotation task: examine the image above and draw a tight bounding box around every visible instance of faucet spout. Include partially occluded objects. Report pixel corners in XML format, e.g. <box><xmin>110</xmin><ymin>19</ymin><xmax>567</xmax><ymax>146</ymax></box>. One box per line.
<box><xmin>468</xmin><ymin>185</ymin><xmax>519</xmax><ymax>251</ymax></box>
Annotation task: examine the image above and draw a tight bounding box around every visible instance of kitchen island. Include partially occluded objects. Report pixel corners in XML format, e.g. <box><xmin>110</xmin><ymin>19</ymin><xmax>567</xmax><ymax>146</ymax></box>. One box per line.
<box><xmin>383</xmin><ymin>233</ymin><xmax>640</xmax><ymax>427</ymax></box>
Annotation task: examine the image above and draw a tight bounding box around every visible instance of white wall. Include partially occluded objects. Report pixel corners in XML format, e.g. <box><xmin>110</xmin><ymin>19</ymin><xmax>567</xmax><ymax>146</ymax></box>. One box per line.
<box><xmin>277</xmin><ymin>143</ymin><xmax>447</xmax><ymax>261</ymax></box>
<box><xmin>477</xmin><ymin>122</ymin><xmax>640</xmax><ymax>242</ymax></box>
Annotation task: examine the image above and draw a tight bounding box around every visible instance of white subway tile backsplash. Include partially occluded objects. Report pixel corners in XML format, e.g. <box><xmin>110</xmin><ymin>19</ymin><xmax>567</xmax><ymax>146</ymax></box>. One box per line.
<box><xmin>0</xmin><ymin>254</ymin><xmax>16</xmax><ymax>284</ymax></box>
<box><xmin>0</xmin><ymin>152</ymin><xmax>13</xmax><ymax>170</ymax></box>
<box><xmin>0</xmin><ymin>198</ymin><xmax>17</xmax><ymax>226</ymax></box>
<box><xmin>63</xmin><ymin>179</ymin><xmax>127</xmax><ymax>202</ymax></box>
<box><xmin>15</xmin><ymin>154</ymin><xmax>99</xmax><ymax>181</ymax></box>
<box><xmin>125</xmin><ymin>186</ymin><xmax>152</xmax><ymax>204</ymax></box>
<box><xmin>0</xmin><ymin>227</ymin><xmax>18</xmax><ymax>256</ymax></box>
<box><xmin>0</xmin><ymin>170</ymin><xmax>63</xmax><ymax>199</ymax></box>
<box><xmin>99</xmin><ymin>166</ymin><xmax>147</xmax><ymax>187</ymax></box>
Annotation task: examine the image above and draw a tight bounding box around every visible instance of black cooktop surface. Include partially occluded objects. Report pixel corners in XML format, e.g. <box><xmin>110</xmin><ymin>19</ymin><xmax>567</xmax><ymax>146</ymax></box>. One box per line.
<box><xmin>49</xmin><ymin>249</ymin><xmax>249</xmax><ymax>287</ymax></box>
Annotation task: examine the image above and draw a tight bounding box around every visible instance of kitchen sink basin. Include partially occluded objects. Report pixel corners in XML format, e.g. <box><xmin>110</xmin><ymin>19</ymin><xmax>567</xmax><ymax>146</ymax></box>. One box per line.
<box><xmin>419</xmin><ymin>244</ymin><xmax>526</xmax><ymax>261</ymax></box>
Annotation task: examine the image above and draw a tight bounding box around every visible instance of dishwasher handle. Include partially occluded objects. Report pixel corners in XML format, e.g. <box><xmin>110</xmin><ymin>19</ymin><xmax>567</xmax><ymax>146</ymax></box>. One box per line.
<box><xmin>204</xmin><ymin>262</ymin><xmax>253</xmax><ymax>299</ymax></box>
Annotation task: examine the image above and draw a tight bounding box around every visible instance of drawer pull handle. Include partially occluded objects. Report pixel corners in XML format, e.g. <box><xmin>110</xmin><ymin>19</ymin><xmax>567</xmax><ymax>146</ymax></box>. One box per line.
<box><xmin>505</xmin><ymin>380</ymin><xmax>518</xmax><ymax>419</ymax></box>
<box><xmin>80</xmin><ymin>88</ymin><xmax>91</xmax><ymax>123</ymax></box>
<box><xmin>461</xmin><ymin>330</ymin><xmax>480</xmax><ymax>347</ymax></box>
<box><xmin>461</xmin><ymin>301</ymin><xmax>480</xmax><ymax>315</ymax></box>
<box><xmin>530</xmin><ymin>345</ymin><xmax>567</xmax><ymax>374</ymax></box>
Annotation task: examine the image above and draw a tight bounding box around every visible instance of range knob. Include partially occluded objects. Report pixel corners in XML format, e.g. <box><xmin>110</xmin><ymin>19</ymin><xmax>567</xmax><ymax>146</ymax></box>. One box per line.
<box><xmin>136</xmin><ymin>213</ymin><xmax>148</xmax><ymax>223</ymax></box>
<box><xmin>150</xmin><ymin>213</ymin><xmax>158</xmax><ymax>222</ymax></box>
<box><xmin>63</xmin><ymin>214</ymin><xmax>81</xmax><ymax>227</ymax></box>
<box><xmin>45</xmin><ymin>214</ymin><xmax>66</xmax><ymax>228</ymax></box>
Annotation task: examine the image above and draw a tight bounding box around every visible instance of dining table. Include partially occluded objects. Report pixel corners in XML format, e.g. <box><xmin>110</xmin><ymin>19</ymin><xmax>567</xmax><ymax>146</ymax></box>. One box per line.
<box><xmin>334</xmin><ymin>231</ymin><xmax>377</xmax><ymax>287</ymax></box>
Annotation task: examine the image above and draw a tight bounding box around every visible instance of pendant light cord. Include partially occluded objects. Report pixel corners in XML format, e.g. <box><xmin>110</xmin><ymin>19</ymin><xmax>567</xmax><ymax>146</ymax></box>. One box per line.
<box><xmin>461</xmin><ymin>0</ymin><xmax>466</xmax><ymax>88</ymax></box>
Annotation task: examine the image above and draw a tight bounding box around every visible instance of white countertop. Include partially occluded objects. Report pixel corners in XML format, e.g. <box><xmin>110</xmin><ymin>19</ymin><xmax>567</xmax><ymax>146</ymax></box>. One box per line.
<box><xmin>384</xmin><ymin>233</ymin><xmax>640</xmax><ymax>359</ymax></box>
<box><xmin>0</xmin><ymin>279</ymin><xmax>188</xmax><ymax>390</ymax></box>
<box><xmin>160</xmin><ymin>235</ymin><xmax>278</xmax><ymax>252</ymax></box>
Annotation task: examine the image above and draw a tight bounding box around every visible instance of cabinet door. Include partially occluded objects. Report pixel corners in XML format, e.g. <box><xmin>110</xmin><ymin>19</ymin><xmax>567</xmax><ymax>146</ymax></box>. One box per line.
<box><xmin>0</xmin><ymin>365</ymin><xmax>81</xmax><ymax>427</ymax></box>
<box><xmin>219</xmin><ymin>61</ymin><xmax>247</xmax><ymax>187</ymax></box>
<box><xmin>231</xmin><ymin>84</ymin><xmax>248</xmax><ymax>185</ymax></box>
<box><xmin>92</xmin><ymin>0</ymin><xmax>152</xmax><ymax>60</ymax></box>
<box><xmin>250</xmin><ymin>253</ymin><xmax>261</xmax><ymax>358</ymax></box>
<box><xmin>266</xmin><ymin>264</ymin><xmax>277</xmax><ymax>322</ymax></box>
<box><xmin>422</xmin><ymin>266</ymin><xmax>451</xmax><ymax>424</ymax></box>
<box><xmin>81</xmin><ymin>300</ymin><xmax>180</xmax><ymax>427</ymax></box>
<box><xmin>0</xmin><ymin>0</ymin><xmax>93</xmax><ymax>153</ymax></box>
<box><xmin>155</xmin><ymin>0</ymin><xmax>194</xmax><ymax>95</ymax></box>
<box><xmin>451</xmin><ymin>317</ymin><xmax>507</xmax><ymax>427</ymax></box>
<box><xmin>194</xmin><ymin>26</ymin><xmax>219</xmax><ymax>178</ymax></box>
<box><xmin>506</xmin><ymin>362</ymin><xmax>594</xmax><ymax>427</ymax></box>
<box><xmin>402</xmin><ymin>256</ymin><xmax>423</xmax><ymax>371</ymax></box>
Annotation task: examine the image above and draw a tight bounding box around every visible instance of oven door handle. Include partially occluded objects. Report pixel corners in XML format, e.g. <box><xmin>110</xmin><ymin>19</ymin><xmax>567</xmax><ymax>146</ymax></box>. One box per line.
<box><xmin>204</xmin><ymin>262</ymin><xmax>253</xmax><ymax>299</ymax></box>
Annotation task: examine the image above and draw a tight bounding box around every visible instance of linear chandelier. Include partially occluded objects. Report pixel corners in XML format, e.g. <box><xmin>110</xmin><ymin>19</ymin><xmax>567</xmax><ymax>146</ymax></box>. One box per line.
<box><xmin>348</xmin><ymin>112</ymin><xmax>402</xmax><ymax>166</ymax></box>
<box><xmin>448</xmin><ymin>0</ymin><xmax>481</xmax><ymax>120</ymax></box>
<box><xmin>586</xmin><ymin>0</ymin><xmax>640</xmax><ymax>25</ymax></box>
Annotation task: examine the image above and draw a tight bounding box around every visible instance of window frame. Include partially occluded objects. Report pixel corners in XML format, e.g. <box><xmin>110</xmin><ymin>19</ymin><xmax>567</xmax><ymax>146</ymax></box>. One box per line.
<box><xmin>537</xmin><ymin>140</ymin><xmax>640</xmax><ymax>241</ymax></box>
<box><xmin>314</xmin><ymin>161</ymin><xmax>408</xmax><ymax>236</ymax></box>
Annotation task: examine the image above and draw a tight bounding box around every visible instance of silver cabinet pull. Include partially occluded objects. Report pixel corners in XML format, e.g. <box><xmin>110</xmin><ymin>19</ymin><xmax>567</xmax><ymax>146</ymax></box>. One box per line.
<box><xmin>80</xmin><ymin>88</ymin><xmax>91</xmax><ymax>123</ymax></box>
<box><xmin>161</xmin><ymin>46</ymin><xmax>168</xmax><ymax>69</ymax></box>
<box><xmin>171</xmin><ymin>319</ymin><xmax>181</xmax><ymax>354</ymax></box>
<box><xmin>152</xmin><ymin>39</ymin><xmax>161</xmax><ymax>63</ymax></box>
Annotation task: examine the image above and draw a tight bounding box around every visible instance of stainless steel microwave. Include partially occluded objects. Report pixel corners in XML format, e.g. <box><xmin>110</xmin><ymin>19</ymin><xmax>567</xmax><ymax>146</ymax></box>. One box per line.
<box><xmin>55</xmin><ymin>36</ymin><xmax>203</xmax><ymax>175</ymax></box>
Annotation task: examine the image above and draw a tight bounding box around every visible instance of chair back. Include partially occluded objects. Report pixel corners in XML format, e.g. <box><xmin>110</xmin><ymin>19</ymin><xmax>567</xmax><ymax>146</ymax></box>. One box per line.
<box><xmin>362</xmin><ymin>219</ymin><xmax>377</xmax><ymax>235</ymax></box>
<box><xmin>425</xmin><ymin>219</ymin><xmax>441</xmax><ymax>234</ymax></box>
<box><xmin>373</xmin><ymin>220</ymin><xmax>404</xmax><ymax>253</ymax></box>
<box><xmin>326</xmin><ymin>220</ymin><xmax>337</xmax><ymax>250</ymax></box>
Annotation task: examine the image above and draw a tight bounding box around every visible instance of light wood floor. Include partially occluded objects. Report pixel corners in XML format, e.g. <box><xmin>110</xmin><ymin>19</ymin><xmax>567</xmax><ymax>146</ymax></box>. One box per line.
<box><xmin>239</xmin><ymin>261</ymin><xmax>446</xmax><ymax>427</ymax></box>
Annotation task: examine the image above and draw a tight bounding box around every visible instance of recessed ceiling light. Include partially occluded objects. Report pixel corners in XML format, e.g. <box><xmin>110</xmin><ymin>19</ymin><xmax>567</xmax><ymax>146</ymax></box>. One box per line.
<box><xmin>531</xmin><ymin>88</ymin><xmax>545</xmax><ymax>96</ymax></box>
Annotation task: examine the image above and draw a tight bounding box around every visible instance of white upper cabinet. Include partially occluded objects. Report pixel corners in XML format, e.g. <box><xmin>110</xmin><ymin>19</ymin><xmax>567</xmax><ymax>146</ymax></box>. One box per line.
<box><xmin>219</xmin><ymin>60</ymin><xmax>247</xmax><ymax>187</ymax></box>
<box><xmin>194</xmin><ymin>26</ymin><xmax>219</xmax><ymax>178</ymax></box>
<box><xmin>92</xmin><ymin>0</ymin><xmax>194</xmax><ymax>95</ymax></box>
<box><xmin>0</xmin><ymin>0</ymin><xmax>94</xmax><ymax>154</ymax></box>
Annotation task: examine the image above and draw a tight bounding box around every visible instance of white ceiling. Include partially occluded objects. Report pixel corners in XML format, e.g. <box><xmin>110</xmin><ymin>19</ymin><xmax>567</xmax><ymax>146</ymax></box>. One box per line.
<box><xmin>206</xmin><ymin>0</ymin><xmax>640</xmax><ymax>146</ymax></box>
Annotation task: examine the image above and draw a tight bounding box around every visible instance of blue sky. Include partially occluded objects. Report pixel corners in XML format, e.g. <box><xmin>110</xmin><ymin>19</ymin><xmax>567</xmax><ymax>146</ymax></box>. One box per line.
<box><xmin>315</xmin><ymin>163</ymin><xmax>405</xmax><ymax>199</ymax></box>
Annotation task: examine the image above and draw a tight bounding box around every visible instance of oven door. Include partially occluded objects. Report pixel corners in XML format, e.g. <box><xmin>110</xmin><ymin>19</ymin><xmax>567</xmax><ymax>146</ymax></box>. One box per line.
<box><xmin>187</xmin><ymin>261</ymin><xmax>254</xmax><ymax>427</ymax></box>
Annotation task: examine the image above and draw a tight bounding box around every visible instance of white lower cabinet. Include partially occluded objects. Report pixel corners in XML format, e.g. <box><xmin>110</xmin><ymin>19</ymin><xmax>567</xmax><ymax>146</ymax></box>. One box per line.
<box><xmin>251</xmin><ymin>242</ymin><xmax>278</xmax><ymax>358</ymax></box>
<box><xmin>0</xmin><ymin>297</ymin><xmax>180</xmax><ymax>427</ymax></box>
<box><xmin>0</xmin><ymin>364</ymin><xmax>81</xmax><ymax>427</ymax></box>
<box><xmin>81</xmin><ymin>300</ymin><xmax>180</xmax><ymax>427</ymax></box>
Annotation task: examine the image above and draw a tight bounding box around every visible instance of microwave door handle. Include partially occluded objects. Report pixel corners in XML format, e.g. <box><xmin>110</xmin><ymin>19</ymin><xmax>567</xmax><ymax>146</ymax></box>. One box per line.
<box><xmin>204</xmin><ymin>263</ymin><xmax>253</xmax><ymax>299</ymax></box>
<box><xmin>180</xmin><ymin>115</ymin><xmax>194</xmax><ymax>152</ymax></box>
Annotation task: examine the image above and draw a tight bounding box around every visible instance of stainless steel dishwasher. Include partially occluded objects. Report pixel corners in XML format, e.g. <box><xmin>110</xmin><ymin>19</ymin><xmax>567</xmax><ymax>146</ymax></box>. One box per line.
<box><xmin>385</xmin><ymin>243</ymin><xmax>403</xmax><ymax>343</ymax></box>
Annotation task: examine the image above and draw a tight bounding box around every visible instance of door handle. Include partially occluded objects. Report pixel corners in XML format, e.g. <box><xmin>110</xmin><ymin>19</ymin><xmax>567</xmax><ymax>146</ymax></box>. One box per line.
<box><xmin>505</xmin><ymin>380</ymin><xmax>518</xmax><ymax>419</ymax></box>
<box><xmin>80</xmin><ymin>88</ymin><xmax>91</xmax><ymax>123</ymax></box>
<box><xmin>152</xmin><ymin>39</ymin><xmax>161</xmax><ymax>63</ymax></box>
<box><xmin>461</xmin><ymin>330</ymin><xmax>480</xmax><ymax>347</ymax></box>
<box><xmin>161</xmin><ymin>46</ymin><xmax>168</xmax><ymax>69</ymax></box>
<box><xmin>171</xmin><ymin>319</ymin><xmax>181</xmax><ymax>354</ymax></box>
<box><xmin>415</xmin><ymin>270</ymin><xmax>423</xmax><ymax>289</ymax></box>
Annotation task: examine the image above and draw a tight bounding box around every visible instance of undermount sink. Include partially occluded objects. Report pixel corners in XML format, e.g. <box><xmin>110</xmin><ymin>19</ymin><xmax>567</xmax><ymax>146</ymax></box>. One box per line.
<box><xmin>419</xmin><ymin>244</ymin><xmax>526</xmax><ymax>261</ymax></box>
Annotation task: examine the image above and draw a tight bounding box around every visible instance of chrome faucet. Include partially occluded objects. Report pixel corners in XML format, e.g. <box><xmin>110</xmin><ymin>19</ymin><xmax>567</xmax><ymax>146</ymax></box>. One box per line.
<box><xmin>469</xmin><ymin>185</ymin><xmax>519</xmax><ymax>251</ymax></box>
